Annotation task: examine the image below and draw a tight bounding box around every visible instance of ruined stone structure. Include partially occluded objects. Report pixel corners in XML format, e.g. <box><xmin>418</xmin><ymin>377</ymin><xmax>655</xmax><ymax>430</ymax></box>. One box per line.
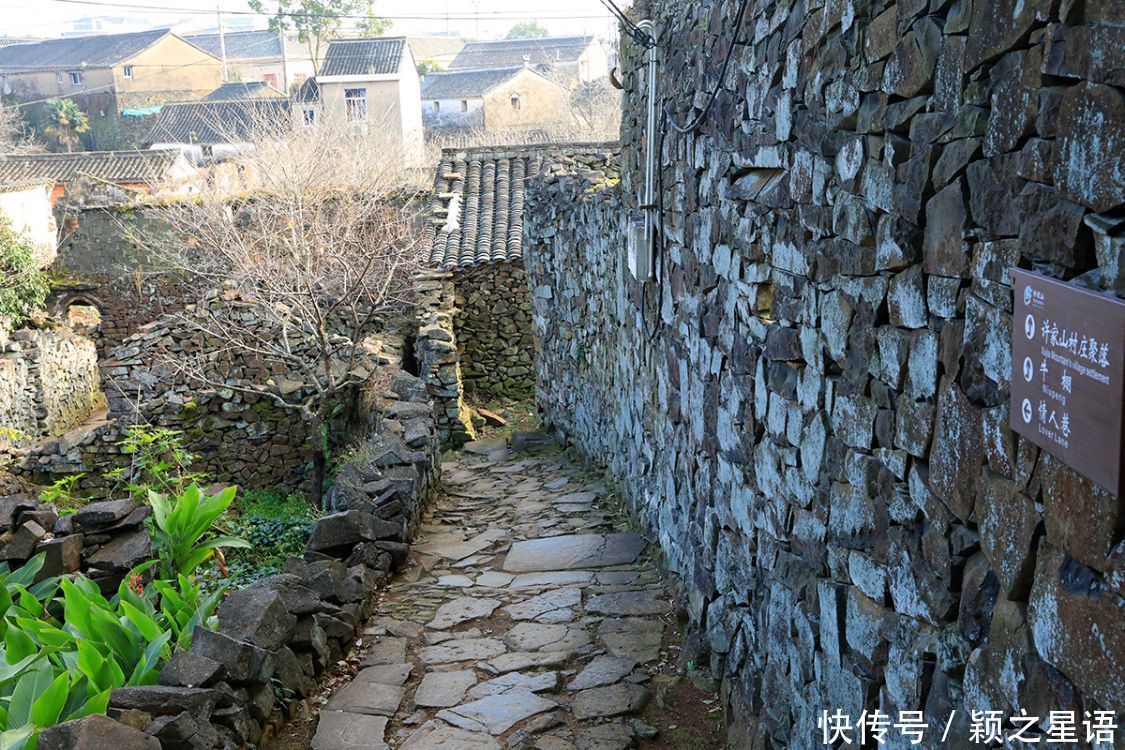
<box><xmin>524</xmin><ymin>0</ymin><xmax>1124</xmax><ymax>745</ymax></box>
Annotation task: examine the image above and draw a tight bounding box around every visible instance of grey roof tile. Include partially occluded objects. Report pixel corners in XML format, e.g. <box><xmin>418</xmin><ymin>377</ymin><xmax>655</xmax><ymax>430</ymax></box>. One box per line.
<box><xmin>184</xmin><ymin>30</ymin><xmax>299</xmax><ymax>60</ymax></box>
<box><xmin>0</xmin><ymin>149</ymin><xmax>186</xmax><ymax>184</ymax></box>
<box><xmin>424</xmin><ymin>143</ymin><xmax>614</xmax><ymax>269</ymax></box>
<box><xmin>320</xmin><ymin>37</ymin><xmax>405</xmax><ymax>77</ymax></box>
<box><xmin>0</xmin><ymin>30</ymin><xmax>177</xmax><ymax>71</ymax></box>
<box><xmin>420</xmin><ymin>66</ymin><xmax>528</xmax><ymax>99</ymax></box>
<box><xmin>145</xmin><ymin>99</ymin><xmax>290</xmax><ymax>145</ymax></box>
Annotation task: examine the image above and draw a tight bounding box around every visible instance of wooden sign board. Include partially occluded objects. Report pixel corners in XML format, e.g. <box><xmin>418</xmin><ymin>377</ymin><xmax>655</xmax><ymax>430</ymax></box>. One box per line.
<box><xmin>1010</xmin><ymin>269</ymin><xmax>1125</xmax><ymax>497</ymax></box>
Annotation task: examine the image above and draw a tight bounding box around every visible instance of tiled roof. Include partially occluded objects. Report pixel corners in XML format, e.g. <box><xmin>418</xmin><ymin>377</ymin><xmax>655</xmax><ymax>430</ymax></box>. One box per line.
<box><xmin>420</xmin><ymin>66</ymin><xmax>526</xmax><ymax>99</ymax></box>
<box><xmin>294</xmin><ymin>76</ymin><xmax>319</xmax><ymax>103</ymax></box>
<box><xmin>424</xmin><ymin>143</ymin><xmax>620</xmax><ymax>269</ymax></box>
<box><xmin>448</xmin><ymin>36</ymin><xmax>593</xmax><ymax>71</ymax></box>
<box><xmin>145</xmin><ymin>99</ymin><xmax>290</xmax><ymax>145</ymax></box>
<box><xmin>0</xmin><ymin>149</ymin><xmax>185</xmax><ymax>184</ymax></box>
<box><xmin>202</xmin><ymin>81</ymin><xmax>286</xmax><ymax>101</ymax></box>
<box><xmin>0</xmin><ymin>29</ymin><xmax>172</xmax><ymax>71</ymax></box>
<box><xmin>320</xmin><ymin>37</ymin><xmax>405</xmax><ymax>77</ymax></box>
<box><xmin>185</xmin><ymin>30</ymin><xmax>301</xmax><ymax>61</ymax></box>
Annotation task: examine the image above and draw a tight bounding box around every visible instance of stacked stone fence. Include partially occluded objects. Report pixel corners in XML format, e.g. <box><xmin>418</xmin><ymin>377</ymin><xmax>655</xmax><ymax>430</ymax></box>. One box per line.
<box><xmin>0</xmin><ymin>327</ymin><xmax>106</xmax><ymax>446</ymax></box>
<box><xmin>414</xmin><ymin>269</ymin><xmax>476</xmax><ymax>445</ymax></box>
<box><xmin>452</xmin><ymin>261</ymin><xmax>536</xmax><ymax>399</ymax></box>
<box><xmin>524</xmin><ymin>0</ymin><xmax>1125</xmax><ymax>740</ymax></box>
<box><xmin>0</xmin><ymin>366</ymin><xmax>441</xmax><ymax>749</ymax></box>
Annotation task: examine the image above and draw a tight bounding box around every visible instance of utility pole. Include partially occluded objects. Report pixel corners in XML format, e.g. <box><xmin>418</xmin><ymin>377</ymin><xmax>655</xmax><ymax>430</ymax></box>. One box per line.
<box><xmin>279</xmin><ymin>30</ymin><xmax>289</xmax><ymax>92</ymax></box>
<box><xmin>217</xmin><ymin>4</ymin><xmax>228</xmax><ymax>83</ymax></box>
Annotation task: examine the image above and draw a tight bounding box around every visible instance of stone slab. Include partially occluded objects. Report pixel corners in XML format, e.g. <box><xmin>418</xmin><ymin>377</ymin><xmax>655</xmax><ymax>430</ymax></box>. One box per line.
<box><xmin>414</xmin><ymin>670</ymin><xmax>478</xmax><ymax>708</ymax></box>
<box><xmin>437</xmin><ymin>691</ymin><xmax>558</xmax><ymax>735</ymax></box>
<box><xmin>503</xmin><ymin>534</ymin><xmax>646</xmax><ymax>573</ymax></box>
<box><xmin>311</xmin><ymin>711</ymin><xmax>389</xmax><ymax>750</ymax></box>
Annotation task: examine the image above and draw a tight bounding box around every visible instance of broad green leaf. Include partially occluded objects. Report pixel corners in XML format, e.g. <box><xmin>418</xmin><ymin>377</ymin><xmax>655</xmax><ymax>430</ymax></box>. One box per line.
<box><xmin>0</xmin><ymin>724</ymin><xmax>34</xmax><ymax>750</ymax></box>
<box><xmin>29</xmin><ymin>671</ymin><xmax>69</xmax><ymax>728</ymax></box>
<box><xmin>7</xmin><ymin>664</ymin><xmax>54</xmax><ymax>729</ymax></box>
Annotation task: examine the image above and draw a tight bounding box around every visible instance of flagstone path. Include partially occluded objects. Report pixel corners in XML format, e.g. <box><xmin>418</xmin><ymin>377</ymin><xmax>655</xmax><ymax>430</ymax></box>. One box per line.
<box><xmin>306</xmin><ymin>436</ymin><xmax>722</xmax><ymax>750</ymax></box>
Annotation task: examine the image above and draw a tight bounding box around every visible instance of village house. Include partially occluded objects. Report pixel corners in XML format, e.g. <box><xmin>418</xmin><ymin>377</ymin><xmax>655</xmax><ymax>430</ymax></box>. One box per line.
<box><xmin>420</xmin><ymin>65</ymin><xmax>570</xmax><ymax>133</ymax></box>
<box><xmin>201</xmin><ymin>80</ymin><xmax>286</xmax><ymax>101</ymax></box>
<box><xmin>0</xmin><ymin>30</ymin><xmax>223</xmax><ymax>115</ymax></box>
<box><xmin>184</xmin><ymin>30</ymin><xmax>313</xmax><ymax>95</ymax></box>
<box><xmin>143</xmin><ymin>96</ymin><xmax>292</xmax><ymax>164</ymax></box>
<box><xmin>0</xmin><ymin>148</ymin><xmax>195</xmax><ymax>206</ymax></box>
<box><xmin>448</xmin><ymin>36</ymin><xmax>609</xmax><ymax>86</ymax></box>
<box><xmin>312</xmin><ymin>37</ymin><xmax>424</xmax><ymax>166</ymax></box>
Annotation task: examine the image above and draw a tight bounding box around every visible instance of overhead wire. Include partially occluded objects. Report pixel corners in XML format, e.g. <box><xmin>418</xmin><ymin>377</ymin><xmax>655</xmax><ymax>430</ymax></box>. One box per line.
<box><xmin>665</xmin><ymin>0</ymin><xmax>750</xmax><ymax>133</ymax></box>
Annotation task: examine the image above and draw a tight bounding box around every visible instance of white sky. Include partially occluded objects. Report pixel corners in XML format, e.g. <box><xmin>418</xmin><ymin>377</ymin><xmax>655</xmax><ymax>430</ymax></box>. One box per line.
<box><xmin>0</xmin><ymin>0</ymin><xmax>627</xmax><ymax>41</ymax></box>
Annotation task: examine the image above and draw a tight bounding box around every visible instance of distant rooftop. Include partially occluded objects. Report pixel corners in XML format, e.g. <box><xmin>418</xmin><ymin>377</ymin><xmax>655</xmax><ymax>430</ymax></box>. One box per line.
<box><xmin>407</xmin><ymin>36</ymin><xmax>465</xmax><ymax>62</ymax></box>
<box><xmin>448</xmin><ymin>36</ymin><xmax>594</xmax><ymax>71</ymax></box>
<box><xmin>185</xmin><ymin>30</ymin><xmax>303</xmax><ymax>61</ymax></box>
<box><xmin>319</xmin><ymin>37</ymin><xmax>406</xmax><ymax>78</ymax></box>
<box><xmin>0</xmin><ymin>149</ymin><xmax>187</xmax><ymax>185</ymax></box>
<box><xmin>145</xmin><ymin>99</ymin><xmax>290</xmax><ymax>145</ymax></box>
<box><xmin>0</xmin><ymin>29</ymin><xmax>178</xmax><ymax>71</ymax></box>
<box><xmin>202</xmin><ymin>81</ymin><xmax>286</xmax><ymax>101</ymax></box>
<box><xmin>421</xmin><ymin>66</ymin><xmax>555</xmax><ymax>100</ymax></box>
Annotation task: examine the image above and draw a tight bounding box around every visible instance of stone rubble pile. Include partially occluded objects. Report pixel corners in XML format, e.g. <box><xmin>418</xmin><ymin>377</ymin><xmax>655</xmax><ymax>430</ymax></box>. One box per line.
<box><xmin>524</xmin><ymin>0</ymin><xmax>1125</xmax><ymax>740</ymax></box>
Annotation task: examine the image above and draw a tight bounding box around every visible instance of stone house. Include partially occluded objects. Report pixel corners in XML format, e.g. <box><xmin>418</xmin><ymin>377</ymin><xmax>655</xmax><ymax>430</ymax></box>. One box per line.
<box><xmin>184</xmin><ymin>30</ymin><xmax>313</xmax><ymax>95</ymax></box>
<box><xmin>414</xmin><ymin>143</ymin><xmax>614</xmax><ymax>444</ymax></box>
<box><xmin>0</xmin><ymin>148</ymin><xmax>196</xmax><ymax>206</ymax></box>
<box><xmin>420</xmin><ymin>66</ymin><xmax>570</xmax><ymax>133</ymax></box>
<box><xmin>312</xmin><ymin>37</ymin><xmax>424</xmax><ymax>167</ymax></box>
<box><xmin>448</xmin><ymin>36</ymin><xmax>609</xmax><ymax>86</ymax></box>
<box><xmin>0</xmin><ymin>180</ymin><xmax>56</xmax><ymax>265</ymax></box>
<box><xmin>0</xmin><ymin>30</ymin><xmax>223</xmax><ymax>115</ymax></box>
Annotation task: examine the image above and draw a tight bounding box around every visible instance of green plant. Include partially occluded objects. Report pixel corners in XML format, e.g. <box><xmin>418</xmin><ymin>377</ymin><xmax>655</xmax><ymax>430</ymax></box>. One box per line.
<box><xmin>148</xmin><ymin>485</ymin><xmax>250</xmax><ymax>580</ymax></box>
<box><xmin>104</xmin><ymin>425</ymin><xmax>206</xmax><ymax>499</ymax></box>
<box><xmin>42</xmin><ymin>98</ymin><xmax>89</xmax><ymax>153</ymax></box>
<box><xmin>37</xmin><ymin>475</ymin><xmax>85</xmax><ymax>513</ymax></box>
<box><xmin>144</xmin><ymin>573</ymin><xmax>222</xmax><ymax>651</ymax></box>
<box><xmin>0</xmin><ymin>220</ymin><xmax>49</xmax><ymax>327</ymax></box>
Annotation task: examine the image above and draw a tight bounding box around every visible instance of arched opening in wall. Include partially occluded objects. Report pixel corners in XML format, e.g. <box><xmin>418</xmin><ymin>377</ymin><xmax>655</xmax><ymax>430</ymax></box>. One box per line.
<box><xmin>401</xmin><ymin>330</ymin><xmax>420</xmax><ymax>376</ymax></box>
<box><xmin>50</xmin><ymin>292</ymin><xmax>105</xmax><ymax>338</ymax></box>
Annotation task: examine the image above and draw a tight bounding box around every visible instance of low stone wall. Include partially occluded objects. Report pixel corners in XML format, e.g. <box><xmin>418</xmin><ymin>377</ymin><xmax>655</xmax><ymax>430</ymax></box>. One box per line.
<box><xmin>414</xmin><ymin>270</ymin><xmax>475</xmax><ymax>445</ymax></box>
<box><xmin>452</xmin><ymin>261</ymin><xmax>535</xmax><ymax>399</ymax></box>
<box><xmin>0</xmin><ymin>327</ymin><xmax>106</xmax><ymax>446</ymax></box>
<box><xmin>19</xmin><ymin>368</ymin><xmax>441</xmax><ymax>749</ymax></box>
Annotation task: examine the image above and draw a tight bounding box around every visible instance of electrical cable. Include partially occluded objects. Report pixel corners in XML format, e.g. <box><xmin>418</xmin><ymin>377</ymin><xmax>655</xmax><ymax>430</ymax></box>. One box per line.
<box><xmin>595</xmin><ymin>0</ymin><xmax>652</xmax><ymax>47</ymax></box>
<box><xmin>665</xmin><ymin>0</ymin><xmax>750</xmax><ymax>133</ymax></box>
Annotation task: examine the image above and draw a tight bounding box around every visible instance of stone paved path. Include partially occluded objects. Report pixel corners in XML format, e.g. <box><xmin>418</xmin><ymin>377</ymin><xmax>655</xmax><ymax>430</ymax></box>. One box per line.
<box><xmin>309</xmin><ymin>437</ymin><xmax>717</xmax><ymax>749</ymax></box>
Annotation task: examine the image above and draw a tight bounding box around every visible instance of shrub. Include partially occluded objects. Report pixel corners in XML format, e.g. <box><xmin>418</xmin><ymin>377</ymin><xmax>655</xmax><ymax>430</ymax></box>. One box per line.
<box><xmin>214</xmin><ymin>488</ymin><xmax>320</xmax><ymax>588</ymax></box>
<box><xmin>148</xmin><ymin>484</ymin><xmax>251</xmax><ymax>580</ymax></box>
<box><xmin>104</xmin><ymin>425</ymin><xmax>206</xmax><ymax>499</ymax></box>
<box><xmin>0</xmin><ymin>219</ymin><xmax>48</xmax><ymax>327</ymax></box>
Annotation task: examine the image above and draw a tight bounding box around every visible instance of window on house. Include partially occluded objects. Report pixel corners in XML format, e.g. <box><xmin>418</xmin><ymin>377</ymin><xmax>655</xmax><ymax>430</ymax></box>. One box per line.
<box><xmin>460</xmin><ymin>100</ymin><xmax>468</xmax><ymax>112</ymax></box>
<box><xmin>432</xmin><ymin>101</ymin><xmax>440</xmax><ymax>113</ymax></box>
<box><xmin>69</xmin><ymin>72</ymin><xmax>83</xmax><ymax>85</ymax></box>
<box><xmin>303</xmin><ymin>107</ymin><xmax>316</xmax><ymax>126</ymax></box>
<box><xmin>510</xmin><ymin>94</ymin><xmax>521</xmax><ymax>111</ymax></box>
<box><xmin>56</xmin><ymin>72</ymin><xmax>64</xmax><ymax>85</ymax></box>
<box><xmin>263</xmin><ymin>73</ymin><xmax>278</xmax><ymax>88</ymax></box>
<box><xmin>344</xmin><ymin>87</ymin><xmax>367</xmax><ymax>122</ymax></box>
<box><xmin>123</xmin><ymin>65</ymin><xmax>133</xmax><ymax>78</ymax></box>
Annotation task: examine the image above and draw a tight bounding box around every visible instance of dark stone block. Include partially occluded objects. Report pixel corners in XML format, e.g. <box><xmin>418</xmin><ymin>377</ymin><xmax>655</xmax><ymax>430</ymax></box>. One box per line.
<box><xmin>190</xmin><ymin>628</ymin><xmax>274</xmax><ymax>684</ymax></box>
<box><xmin>216</xmin><ymin>587</ymin><xmax>297</xmax><ymax>651</ymax></box>
<box><xmin>158</xmin><ymin>650</ymin><xmax>226</xmax><ymax>689</ymax></box>
<box><xmin>39</xmin><ymin>715</ymin><xmax>160</xmax><ymax>750</ymax></box>
<box><xmin>109</xmin><ymin>686</ymin><xmax>218</xmax><ymax>718</ymax></box>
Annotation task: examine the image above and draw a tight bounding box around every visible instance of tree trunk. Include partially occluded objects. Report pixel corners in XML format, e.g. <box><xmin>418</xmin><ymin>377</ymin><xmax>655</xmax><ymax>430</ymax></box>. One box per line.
<box><xmin>309</xmin><ymin>416</ymin><xmax>327</xmax><ymax>508</ymax></box>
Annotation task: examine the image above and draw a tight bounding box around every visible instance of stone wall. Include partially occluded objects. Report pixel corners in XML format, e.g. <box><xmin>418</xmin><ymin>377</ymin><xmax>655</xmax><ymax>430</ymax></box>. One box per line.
<box><xmin>452</xmin><ymin>261</ymin><xmax>535</xmax><ymax>399</ymax></box>
<box><xmin>53</xmin><ymin>207</ymin><xmax>196</xmax><ymax>355</ymax></box>
<box><xmin>414</xmin><ymin>270</ymin><xmax>476</xmax><ymax>445</ymax></box>
<box><xmin>0</xmin><ymin>327</ymin><xmax>106</xmax><ymax>446</ymax></box>
<box><xmin>524</xmin><ymin>1</ymin><xmax>1125</xmax><ymax>745</ymax></box>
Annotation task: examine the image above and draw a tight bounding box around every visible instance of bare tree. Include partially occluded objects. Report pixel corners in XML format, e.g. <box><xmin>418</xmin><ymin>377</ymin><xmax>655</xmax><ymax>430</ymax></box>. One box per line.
<box><xmin>137</xmin><ymin>109</ymin><xmax>424</xmax><ymax>501</ymax></box>
<box><xmin>0</xmin><ymin>103</ymin><xmax>42</xmax><ymax>154</ymax></box>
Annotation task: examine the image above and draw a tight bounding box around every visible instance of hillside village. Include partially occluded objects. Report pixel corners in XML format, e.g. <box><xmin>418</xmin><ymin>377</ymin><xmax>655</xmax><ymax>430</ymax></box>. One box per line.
<box><xmin>0</xmin><ymin>0</ymin><xmax>1123</xmax><ymax>749</ymax></box>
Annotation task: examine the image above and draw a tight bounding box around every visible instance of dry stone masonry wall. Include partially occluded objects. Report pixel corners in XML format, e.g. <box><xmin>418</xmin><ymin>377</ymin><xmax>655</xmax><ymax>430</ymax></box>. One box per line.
<box><xmin>452</xmin><ymin>261</ymin><xmax>536</xmax><ymax>399</ymax></box>
<box><xmin>0</xmin><ymin>328</ymin><xmax>105</xmax><ymax>446</ymax></box>
<box><xmin>525</xmin><ymin>0</ymin><xmax>1124</xmax><ymax>745</ymax></box>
